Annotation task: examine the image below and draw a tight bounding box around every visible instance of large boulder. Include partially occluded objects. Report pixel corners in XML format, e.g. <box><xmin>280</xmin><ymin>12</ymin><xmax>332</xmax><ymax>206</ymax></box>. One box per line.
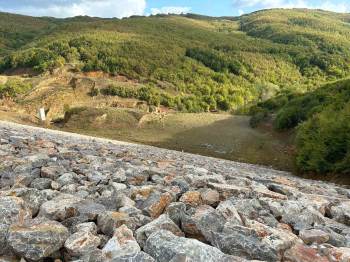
<box><xmin>8</xmin><ymin>217</ymin><xmax>69</xmax><ymax>261</ymax></box>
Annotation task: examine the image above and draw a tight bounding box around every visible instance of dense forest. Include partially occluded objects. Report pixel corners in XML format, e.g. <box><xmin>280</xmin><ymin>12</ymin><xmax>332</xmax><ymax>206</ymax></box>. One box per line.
<box><xmin>0</xmin><ymin>9</ymin><xmax>349</xmax><ymax>176</ymax></box>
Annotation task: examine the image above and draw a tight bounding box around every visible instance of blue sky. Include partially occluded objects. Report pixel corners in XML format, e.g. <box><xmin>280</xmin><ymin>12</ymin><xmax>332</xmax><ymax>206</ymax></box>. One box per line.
<box><xmin>0</xmin><ymin>0</ymin><xmax>349</xmax><ymax>18</ymax></box>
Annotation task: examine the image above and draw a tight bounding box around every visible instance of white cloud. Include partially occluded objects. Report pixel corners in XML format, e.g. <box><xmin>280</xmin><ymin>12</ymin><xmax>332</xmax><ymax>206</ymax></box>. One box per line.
<box><xmin>150</xmin><ymin>6</ymin><xmax>191</xmax><ymax>15</ymax></box>
<box><xmin>233</xmin><ymin>0</ymin><xmax>350</xmax><ymax>14</ymax></box>
<box><xmin>0</xmin><ymin>0</ymin><xmax>147</xmax><ymax>18</ymax></box>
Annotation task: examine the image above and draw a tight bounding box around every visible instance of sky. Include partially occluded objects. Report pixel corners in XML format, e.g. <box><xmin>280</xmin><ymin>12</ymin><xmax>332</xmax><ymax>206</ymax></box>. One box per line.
<box><xmin>0</xmin><ymin>0</ymin><xmax>349</xmax><ymax>18</ymax></box>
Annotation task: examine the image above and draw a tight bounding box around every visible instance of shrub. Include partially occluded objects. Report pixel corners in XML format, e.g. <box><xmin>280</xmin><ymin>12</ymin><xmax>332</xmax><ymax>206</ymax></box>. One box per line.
<box><xmin>0</xmin><ymin>79</ymin><xmax>32</xmax><ymax>99</ymax></box>
<box><xmin>296</xmin><ymin>104</ymin><xmax>350</xmax><ymax>174</ymax></box>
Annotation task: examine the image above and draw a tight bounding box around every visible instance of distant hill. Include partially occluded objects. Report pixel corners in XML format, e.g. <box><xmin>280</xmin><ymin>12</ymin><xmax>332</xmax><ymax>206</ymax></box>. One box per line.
<box><xmin>0</xmin><ymin>9</ymin><xmax>350</xmax><ymax>112</ymax></box>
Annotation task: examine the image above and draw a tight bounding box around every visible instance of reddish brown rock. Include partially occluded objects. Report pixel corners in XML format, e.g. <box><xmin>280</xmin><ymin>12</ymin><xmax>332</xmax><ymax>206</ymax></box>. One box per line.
<box><xmin>180</xmin><ymin>191</ymin><xmax>202</xmax><ymax>207</ymax></box>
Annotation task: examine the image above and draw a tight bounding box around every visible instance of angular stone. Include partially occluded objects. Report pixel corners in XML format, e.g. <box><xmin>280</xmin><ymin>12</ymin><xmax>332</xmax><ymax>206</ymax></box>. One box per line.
<box><xmin>299</xmin><ymin>229</ymin><xmax>330</xmax><ymax>244</ymax></box>
<box><xmin>208</xmin><ymin>183</ymin><xmax>250</xmax><ymax>199</ymax></box>
<box><xmin>138</xmin><ymin>192</ymin><xmax>173</xmax><ymax>218</ymax></box>
<box><xmin>212</xmin><ymin>220</ymin><xmax>298</xmax><ymax>261</ymax></box>
<box><xmin>0</xmin><ymin>196</ymin><xmax>32</xmax><ymax>226</ymax></box>
<box><xmin>0</xmin><ymin>195</ymin><xmax>32</xmax><ymax>254</ymax></box>
<box><xmin>38</xmin><ymin>194</ymin><xmax>82</xmax><ymax>221</ymax></box>
<box><xmin>216</xmin><ymin>200</ymin><xmax>243</xmax><ymax>226</ymax></box>
<box><xmin>283</xmin><ymin>244</ymin><xmax>329</xmax><ymax>262</ymax></box>
<box><xmin>166</xmin><ymin>202</ymin><xmax>186</xmax><ymax>226</ymax></box>
<box><xmin>30</xmin><ymin>178</ymin><xmax>52</xmax><ymax>190</ymax></box>
<box><xmin>181</xmin><ymin>205</ymin><xmax>225</xmax><ymax>242</ymax></box>
<box><xmin>179</xmin><ymin>191</ymin><xmax>202</xmax><ymax>207</ymax></box>
<box><xmin>75</xmin><ymin>200</ymin><xmax>107</xmax><ymax>221</ymax></box>
<box><xmin>102</xmin><ymin>225</ymin><xmax>141</xmax><ymax>260</ymax></box>
<box><xmin>329</xmin><ymin>201</ymin><xmax>350</xmax><ymax>226</ymax></box>
<box><xmin>200</xmin><ymin>189</ymin><xmax>220</xmax><ymax>207</ymax></box>
<box><xmin>136</xmin><ymin>214</ymin><xmax>184</xmax><ymax>248</ymax></box>
<box><xmin>72</xmin><ymin>222</ymin><xmax>98</xmax><ymax>234</ymax></box>
<box><xmin>97</xmin><ymin>211</ymin><xmax>130</xmax><ymax>236</ymax></box>
<box><xmin>41</xmin><ymin>166</ymin><xmax>62</xmax><ymax>180</ymax></box>
<box><xmin>8</xmin><ymin>218</ymin><xmax>69</xmax><ymax>261</ymax></box>
<box><xmin>4</xmin><ymin>188</ymin><xmax>47</xmax><ymax>216</ymax></box>
<box><xmin>144</xmin><ymin>230</ymin><xmax>236</xmax><ymax>262</ymax></box>
<box><xmin>65</xmin><ymin>230</ymin><xmax>100</xmax><ymax>257</ymax></box>
<box><xmin>281</xmin><ymin>201</ymin><xmax>325</xmax><ymax>231</ymax></box>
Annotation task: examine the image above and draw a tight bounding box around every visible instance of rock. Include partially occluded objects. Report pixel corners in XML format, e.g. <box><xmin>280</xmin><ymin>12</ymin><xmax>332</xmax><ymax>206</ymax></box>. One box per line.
<box><xmin>212</xmin><ymin>220</ymin><xmax>299</xmax><ymax>261</ymax></box>
<box><xmin>200</xmin><ymin>189</ymin><xmax>220</xmax><ymax>207</ymax></box>
<box><xmin>8</xmin><ymin>217</ymin><xmax>69</xmax><ymax>261</ymax></box>
<box><xmin>38</xmin><ymin>194</ymin><xmax>81</xmax><ymax>221</ymax></box>
<box><xmin>0</xmin><ymin>196</ymin><xmax>32</xmax><ymax>254</ymax></box>
<box><xmin>56</xmin><ymin>172</ymin><xmax>77</xmax><ymax>186</ymax></box>
<box><xmin>331</xmin><ymin>247</ymin><xmax>350</xmax><ymax>262</ymax></box>
<box><xmin>75</xmin><ymin>200</ymin><xmax>107</xmax><ymax>221</ymax></box>
<box><xmin>208</xmin><ymin>183</ymin><xmax>250</xmax><ymax>199</ymax></box>
<box><xmin>329</xmin><ymin>202</ymin><xmax>350</xmax><ymax>226</ymax></box>
<box><xmin>136</xmin><ymin>214</ymin><xmax>184</xmax><ymax>248</ymax></box>
<box><xmin>72</xmin><ymin>222</ymin><xmax>97</xmax><ymax>234</ymax></box>
<box><xmin>283</xmin><ymin>244</ymin><xmax>329</xmax><ymax>262</ymax></box>
<box><xmin>181</xmin><ymin>205</ymin><xmax>225</xmax><ymax>242</ymax></box>
<box><xmin>299</xmin><ymin>229</ymin><xmax>330</xmax><ymax>244</ymax></box>
<box><xmin>179</xmin><ymin>191</ymin><xmax>202</xmax><ymax>207</ymax></box>
<box><xmin>64</xmin><ymin>230</ymin><xmax>100</xmax><ymax>257</ymax></box>
<box><xmin>97</xmin><ymin>211</ymin><xmax>130</xmax><ymax>236</ymax></box>
<box><xmin>144</xmin><ymin>230</ymin><xmax>236</xmax><ymax>262</ymax></box>
<box><xmin>41</xmin><ymin>166</ymin><xmax>62</xmax><ymax>180</ymax></box>
<box><xmin>102</xmin><ymin>225</ymin><xmax>141</xmax><ymax>260</ymax></box>
<box><xmin>30</xmin><ymin>178</ymin><xmax>52</xmax><ymax>190</ymax></box>
<box><xmin>216</xmin><ymin>200</ymin><xmax>243</xmax><ymax>225</ymax></box>
<box><xmin>138</xmin><ymin>192</ymin><xmax>173</xmax><ymax>218</ymax></box>
<box><xmin>166</xmin><ymin>202</ymin><xmax>186</xmax><ymax>226</ymax></box>
<box><xmin>4</xmin><ymin>188</ymin><xmax>47</xmax><ymax>216</ymax></box>
<box><xmin>0</xmin><ymin>196</ymin><xmax>32</xmax><ymax>226</ymax></box>
<box><xmin>281</xmin><ymin>201</ymin><xmax>325</xmax><ymax>231</ymax></box>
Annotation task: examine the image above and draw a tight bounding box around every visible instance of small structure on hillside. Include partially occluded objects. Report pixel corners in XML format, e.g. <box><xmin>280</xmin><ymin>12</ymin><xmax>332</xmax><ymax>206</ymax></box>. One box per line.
<box><xmin>38</xmin><ymin>108</ymin><xmax>46</xmax><ymax>121</ymax></box>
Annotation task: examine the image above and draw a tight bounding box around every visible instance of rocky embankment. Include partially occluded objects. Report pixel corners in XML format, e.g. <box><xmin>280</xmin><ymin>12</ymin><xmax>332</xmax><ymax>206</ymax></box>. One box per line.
<box><xmin>0</xmin><ymin>121</ymin><xmax>349</xmax><ymax>262</ymax></box>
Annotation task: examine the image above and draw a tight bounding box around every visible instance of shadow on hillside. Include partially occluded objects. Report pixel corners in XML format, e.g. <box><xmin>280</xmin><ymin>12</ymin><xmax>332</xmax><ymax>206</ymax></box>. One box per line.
<box><xmin>151</xmin><ymin>115</ymin><xmax>296</xmax><ymax>172</ymax></box>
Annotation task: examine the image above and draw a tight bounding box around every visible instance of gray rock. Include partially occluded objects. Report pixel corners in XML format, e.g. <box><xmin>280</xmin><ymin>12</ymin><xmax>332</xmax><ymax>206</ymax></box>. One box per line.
<box><xmin>136</xmin><ymin>214</ymin><xmax>184</xmax><ymax>248</ymax></box>
<box><xmin>299</xmin><ymin>229</ymin><xmax>330</xmax><ymax>244</ymax></box>
<box><xmin>8</xmin><ymin>217</ymin><xmax>69</xmax><ymax>261</ymax></box>
<box><xmin>97</xmin><ymin>211</ymin><xmax>131</xmax><ymax>236</ymax></box>
<box><xmin>75</xmin><ymin>200</ymin><xmax>107</xmax><ymax>220</ymax></box>
<box><xmin>166</xmin><ymin>202</ymin><xmax>186</xmax><ymax>226</ymax></box>
<box><xmin>329</xmin><ymin>201</ymin><xmax>350</xmax><ymax>226</ymax></box>
<box><xmin>102</xmin><ymin>225</ymin><xmax>141</xmax><ymax>260</ymax></box>
<box><xmin>72</xmin><ymin>222</ymin><xmax>97</xmax><ymax>234</ymax></box>
<box><xmin>30</xmin><ymin>178</ymin><xmax>52</xmax><ymax>190</ymax></box>
<box><xmin>40</xmin><ymin>166</ymin><xmax>62</xmax><ymax>180</ymax></box>
<box><xmin>56</xmin><ymin>172</ymin><xmax>78</xmax><ymax>186</ymax></box>
<box><xmin>65</xmin><ymin>230</ymin><xmax>101</xmax><ymax>257</ymax></box>
<box><xmin>144</xmin><ymin>230</ymin><xmax>237</xmax><ymax>262</ymax></box>
<box><xmin>38</xmin><ymin>194</ymin><xmax>82</xmax><ymax>221</ymax></box>
<box><xmin>0</xmin><ymin>196</ymin><xmax>32</xmax><ymax>226</ymax></box>
<box><xmin>5</xmin><ymin>188</ymin><xmax>47</xmax><ymax>216</ymax></box>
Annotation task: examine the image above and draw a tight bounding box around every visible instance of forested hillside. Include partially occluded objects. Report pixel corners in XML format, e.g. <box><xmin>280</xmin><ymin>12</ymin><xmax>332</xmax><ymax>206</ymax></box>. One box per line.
<box><xmin>252</xmin><ymin>78</ymin><xmax>350</xmax><ymax>175</ymax></box>
<box><xmin>1</xmin><ymin>9</ymin><xmax>350</xmax><ymax>112</ymax></box>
